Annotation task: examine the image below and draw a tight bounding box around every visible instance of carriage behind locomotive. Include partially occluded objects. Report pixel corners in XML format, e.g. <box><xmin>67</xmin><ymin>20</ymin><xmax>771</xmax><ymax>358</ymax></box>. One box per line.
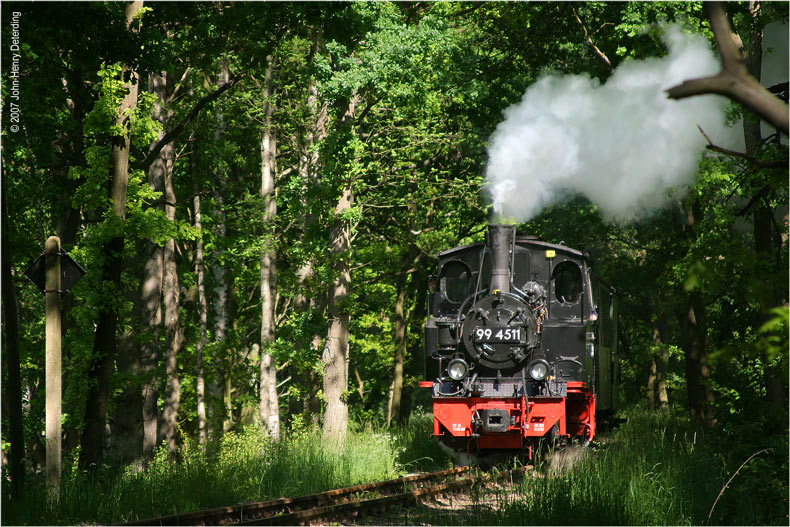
<box><xmin>421</xmin><ymin>224</ymin><xmax>619</xmax><ymax>459</ymax></box>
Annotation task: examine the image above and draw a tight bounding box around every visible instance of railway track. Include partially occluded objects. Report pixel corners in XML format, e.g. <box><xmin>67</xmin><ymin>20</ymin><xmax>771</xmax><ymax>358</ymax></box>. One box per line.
<box><xmin>123</xmin><ymin>464</ymin><xmax>530</xmax><ymax>526</ymax></box>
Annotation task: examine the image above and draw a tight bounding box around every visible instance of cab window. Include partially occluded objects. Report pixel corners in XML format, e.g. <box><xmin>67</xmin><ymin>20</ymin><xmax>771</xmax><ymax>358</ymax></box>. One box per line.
<box><xmin>439</xmin><ymin>260</ymin><xmax>470</xmax><ymax>304</ymax></box>
<box><xmin>552</xmin><ymin>261</ymin><xmax>582</xmax><ymax>305</ymax></box>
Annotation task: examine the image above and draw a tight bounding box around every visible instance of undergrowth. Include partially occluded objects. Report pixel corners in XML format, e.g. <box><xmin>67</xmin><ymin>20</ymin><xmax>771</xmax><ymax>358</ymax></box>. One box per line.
<box><xmin>1</xmin><ymin>411</ymin><xmax>450</xmax><ymax>525</ymax></box>
<box><xmin>6</xmin><ymin>408</ymin><xmax>785</xmax><ymax>526</ymax></box>
<box><xmin>427</xmin><ymin>408</ymin><xmax>788</xmax><ymax>526</ymax></box>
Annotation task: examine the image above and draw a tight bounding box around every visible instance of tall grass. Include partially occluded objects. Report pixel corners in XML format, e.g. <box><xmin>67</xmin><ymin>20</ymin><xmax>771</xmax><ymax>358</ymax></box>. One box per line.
<box><xmin>2</xmin><ymin>420</ymin><xmax>435</xmax><ymax>525</ymax></box>
<box><xmin>11</xmin><ymin>408</ymin><xmax>782</xmax><ymax>526</ymax></box>
<box><xmin>391</xmin><ymin>409</ymin><xmax>453</xmax><ymax>473</ymax></box>
<box><xmin>430</xmin><ymin>408</ymin><xmax>788</xmax><ymax>526</ymax></box>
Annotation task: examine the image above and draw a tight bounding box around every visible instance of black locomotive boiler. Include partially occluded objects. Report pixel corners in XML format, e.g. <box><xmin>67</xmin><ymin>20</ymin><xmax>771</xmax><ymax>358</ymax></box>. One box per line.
<box><xmin>420</xmin><ymin>224</ymin><xmax>619</xmax><ymax>459</ymax></box>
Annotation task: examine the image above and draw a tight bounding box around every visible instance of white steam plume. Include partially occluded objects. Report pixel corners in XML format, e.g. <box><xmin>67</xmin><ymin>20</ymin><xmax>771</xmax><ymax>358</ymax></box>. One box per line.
<box><xmin>485</xmin><ymin>25</ymin><xmax>728</xmax><ymax>222</ymax></box>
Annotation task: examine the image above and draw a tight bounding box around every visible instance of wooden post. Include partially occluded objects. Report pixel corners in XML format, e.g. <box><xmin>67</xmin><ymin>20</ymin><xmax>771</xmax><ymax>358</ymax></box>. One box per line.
<box><xmin>45</xmin><ymin>236</ymin><xmax>61</xmax><ymax>498</ymax></box>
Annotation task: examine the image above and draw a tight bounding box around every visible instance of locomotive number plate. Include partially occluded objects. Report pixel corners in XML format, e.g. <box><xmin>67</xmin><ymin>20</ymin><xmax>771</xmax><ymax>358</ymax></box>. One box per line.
<box><xmin>473</xmin><ymin>327</ymin><xmax>521</xmax><ymax>343</ymax></box>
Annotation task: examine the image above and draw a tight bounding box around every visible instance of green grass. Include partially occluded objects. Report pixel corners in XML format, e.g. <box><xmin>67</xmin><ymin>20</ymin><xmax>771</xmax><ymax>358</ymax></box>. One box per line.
<box><xmin>7</xmin><ymin>408</ymin><xmax>784</xmax><ymax>526</ymax></box>
<box><xmin>1</xmin><ymin>413</ymin><xmax>450</xmax><ymax>525</ymax></box>
<box><xmin>391</xmin><ymin>409</ymin><xmax>454</xmax><ymax>473</ymax></box>
<box><xmin>426</xmin><ymin>408</ymin><xmax>788</xmax><ymax>526</ymax></box>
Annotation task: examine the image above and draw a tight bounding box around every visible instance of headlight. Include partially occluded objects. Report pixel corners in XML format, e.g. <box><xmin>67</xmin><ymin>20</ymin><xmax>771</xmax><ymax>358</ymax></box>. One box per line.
<box><xmin>528</xmin><ymin>359</ymin><xmax>550</xmax><ymax>381</ymax></box>
<box><xmin>447</xmin><ymin>358</ymin><xmax>469</xmax><ymax>380</ymax></box>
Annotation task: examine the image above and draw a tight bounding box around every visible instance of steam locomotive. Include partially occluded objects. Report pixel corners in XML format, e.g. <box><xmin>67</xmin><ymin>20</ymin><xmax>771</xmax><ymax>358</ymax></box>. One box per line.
<box><xmin>421</xmin><ymin>224</ymin><xmax>619</xmax><ymax>460</ymax></box>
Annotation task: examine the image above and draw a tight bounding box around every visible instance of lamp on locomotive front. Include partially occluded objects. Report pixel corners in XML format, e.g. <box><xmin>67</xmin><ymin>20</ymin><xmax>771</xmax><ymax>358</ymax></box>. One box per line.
<box><xmin>447</xmin><ymin>358</ymin><xmax>469</xmax><ymax>380</ymax></box>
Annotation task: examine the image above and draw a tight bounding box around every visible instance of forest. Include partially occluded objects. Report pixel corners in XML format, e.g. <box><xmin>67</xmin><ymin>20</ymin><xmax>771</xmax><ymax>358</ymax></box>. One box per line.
<box><xmin>1</xmin><ymin>1</ymin><xmax>788</xmax><ymax>525</ymax></box>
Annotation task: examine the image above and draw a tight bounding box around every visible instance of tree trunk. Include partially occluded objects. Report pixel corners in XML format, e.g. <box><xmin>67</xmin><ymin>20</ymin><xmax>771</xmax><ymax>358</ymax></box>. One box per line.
<box><xmin>139</xmin><ymin>69</ymin><xmax>171</xmax><ymax>459</ymax></box>
<box><xmin>212</xmin><ymin>64</ymin><xmax>233</xmax><ymax>434</ymax></box>
<box><xmin>1</xmin><ymin>171</ymin><xmax>25</xmax><ymax>497</ymax></box>
<box><xmin>140</xmin><ymin>236</ymin><xmax>163</xmax><ymax>459</ymax></box>
<box><xmin>294</xmin><ymin>54</ymin><xmax>328</xmax><ymax>421</ymax></box>
<box><xmin>321</xmin><ymin>96</ymin><xmax>357</xmax><ymax>444</ymax></box>
<box><xmin>160</xmin><ymin>93</ymin><xmax>181</xmax><ymax>456</ymax></box>
<box><xmin>161</xmin><ymin>210</ymin><xmax>181</xmax><ymax>457</ymax></box>
<box><xmin>111</xmin><ymin>65</ymin><xmax>154</xmax><ymax>462</ymax></box>
<box><xmin>754</xmin><ymin>205</ymin><xmax>785</xmax><ymax>408</ymax></box>
<box><xmin>322</xmin><ymin>185</ymin><xmax>352</xmax><ymax>444</ymax></box>
<box><xmin>646</xmin><ymin>358</ymin><xmax>657</xmax><ymax>411</ymax></box>
<box><xmin>742</xmin><ymin>1</ymin><xmax>785</xmax><ymax>410</ymax></box>
<box><xmin>192</xmin><ymin>137</ymin><xmax>208</xmax><ymax>447</ymax></box>
<box><xmin>59</xmin><ymin>68</ymin><xmax>88</xmax><ymax>250</ymax></box>
<box><xmin>259</xmin><ymin>55</ymin><xmax>280</xmax><ymax>439</ymax></box>
<box><xmin>389</xmin><ymin>277</ymin><xmax>408</xmax><ymax>426</ymax></box>
<box><xmin>681</xmin><ymin>199</ymin><xmax>715</xmax><ymax>428</ymax></box>
<box><xmin>656</xmin><ymin>320</ymin><xmax>669</xmax><ymax>411</ymax></box>
<box><xmin>79</xmin><ymin>0</ymin><xmax>143</xmax><ymax>471</ymax></box>
<box><xmin>305</xmin><ymin>370</ymin><xmax>323</xmax><ymax>425</ymax></box>
<box><xmin>390</xmin><ymin>247</ymin><xmax>422</xmax><ymax>426</ymax></box>
<box><xmin>689</xmin><ymin>291</ymin><xmax>715</xmax><ymax>427</ymax></box>
<box><xmin>401</xmin><ymin>255</ymin><xmax>429</xmax><ymax>424</ymax></box>
<box><xmin>650</xmin><ymin>319</ymin><xmax>670</xmax><ymax>411</ymax></box>
<box><xmin>113</xmin><ymin>286</ymin><xmax>143</xmax><ymax>464</ymax></box>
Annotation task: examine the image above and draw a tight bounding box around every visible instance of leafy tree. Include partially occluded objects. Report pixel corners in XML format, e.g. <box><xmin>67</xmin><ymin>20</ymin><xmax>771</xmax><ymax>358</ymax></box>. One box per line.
<box><xmin>1</xmin><ymin>3</ymin><xmax>786</xmax><ymax>499</ymax></box>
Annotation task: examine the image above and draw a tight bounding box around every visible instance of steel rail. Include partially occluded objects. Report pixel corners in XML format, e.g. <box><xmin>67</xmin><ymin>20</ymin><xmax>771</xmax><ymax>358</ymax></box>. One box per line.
<box><xmin>121</xmin><ymin>465</ymin><xmax>473</xmax><ymax>526</ymax></box>
<box><xmin>234</xmin><ymin>465</ymin><xmax>531</xmax><ymax>526</ymax></box>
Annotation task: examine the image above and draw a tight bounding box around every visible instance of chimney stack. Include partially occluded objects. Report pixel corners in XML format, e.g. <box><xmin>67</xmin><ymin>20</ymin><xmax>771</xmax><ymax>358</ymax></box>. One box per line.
<box><xmin>487</xmin><ymin>224</ymin><xmax>514</xmax><ymax>294</ymax></box>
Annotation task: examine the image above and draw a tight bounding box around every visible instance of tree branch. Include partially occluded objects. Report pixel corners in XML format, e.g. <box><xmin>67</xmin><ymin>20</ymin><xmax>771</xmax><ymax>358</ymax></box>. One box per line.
<box><xmin>570</xmin><ymin>6</ymin><xmax>612</xmax><ymax>70</ymax></box>
<box><xmin>708</xmin><ymin>449</ymin><xmax>773</xmax><ymax>522</ymax></box>
<box><xmin>134</xmin><ymin>68</ymin><xmax>247</xmax><ymax>172</ymax></box>
<box><xmin>166</xmin><ymin>67</ymin><xmax>191</xmax><ymax>104</ymax></box>
<box><xmin>697</xmin><ymin>126</ymin><xmax>787</xmax><ymax>168</ymax></box>
<box><xmin>665</xmin><ymin>2</ymin><xmax>788</xmax><ymax>134</ymax></box>
<box><xmin>356</xmin><ymin>96</ymin><xmax>382</xmax><ymax>125</ymax></box>
<box><xmin>452</xmin><ymin>2</ymin><xmax>483</xmax><ymax>17</ymax></box>
<box><xmin>736</xmin><ymin>184</ymin><xmax>770</xmax><ymax>216</ymax></box>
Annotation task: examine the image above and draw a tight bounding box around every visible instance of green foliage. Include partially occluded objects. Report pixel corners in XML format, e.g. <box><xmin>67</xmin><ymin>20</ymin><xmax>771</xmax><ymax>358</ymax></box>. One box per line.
<box><xmin>758</xmin><ymin>306</ymin><xmax>789</xmax><ymax>362</ymax></box>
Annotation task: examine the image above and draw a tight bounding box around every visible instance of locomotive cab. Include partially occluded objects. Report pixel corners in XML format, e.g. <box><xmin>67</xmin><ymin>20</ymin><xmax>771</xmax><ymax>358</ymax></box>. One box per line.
<box><xmin>422</xmin><ymin>224</ymin><xmax>619</xmax><ymax>458</ymax></box>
